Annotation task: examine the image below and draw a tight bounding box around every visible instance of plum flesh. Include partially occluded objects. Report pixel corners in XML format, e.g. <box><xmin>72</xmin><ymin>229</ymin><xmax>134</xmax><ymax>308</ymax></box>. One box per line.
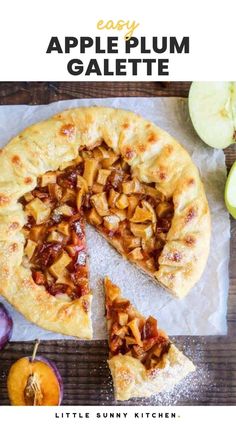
<box><xmin>7</xmin><ymin>341</ymin><xmax>63</xmax><ymax>406</ymax></box>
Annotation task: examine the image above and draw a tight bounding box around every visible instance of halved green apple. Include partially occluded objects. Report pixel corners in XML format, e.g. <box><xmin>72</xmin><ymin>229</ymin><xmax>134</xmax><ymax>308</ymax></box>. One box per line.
<box><xmin>189</xmin><ymin>82</ymin><xmax>236</xmax><ymax>149</ymax></box>
<box><xmin>225</xmin><ymin>161</ymin><xmax>236</xmax><ymax>219</ymax></box>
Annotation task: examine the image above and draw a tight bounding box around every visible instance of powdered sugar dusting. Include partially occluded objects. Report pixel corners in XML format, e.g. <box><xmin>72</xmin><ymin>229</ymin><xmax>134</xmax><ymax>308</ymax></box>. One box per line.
<box><xmin>98</xmin><ymin>337</ymin><xmax>212</xmax><ymax>405</ymax></box>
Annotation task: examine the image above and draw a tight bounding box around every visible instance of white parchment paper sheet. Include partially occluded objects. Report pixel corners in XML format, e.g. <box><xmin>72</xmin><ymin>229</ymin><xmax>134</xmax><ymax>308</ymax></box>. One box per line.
<box><xmin>0</xmin><ymin>97</ymin><xmax>230</xmax><ymax>339</ymax></box>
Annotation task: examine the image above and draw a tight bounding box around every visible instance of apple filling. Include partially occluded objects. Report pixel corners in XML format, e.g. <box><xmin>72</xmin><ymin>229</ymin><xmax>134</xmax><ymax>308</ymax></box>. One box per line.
<box><xmin>20</xmin><ymin>142</ymin><xmax>174</xmax><ymax>300</ymax></box>
<box><xmin>105</xmin><ymin>278</ymin><xmax>170</xmax><ymax>369</ymax></box>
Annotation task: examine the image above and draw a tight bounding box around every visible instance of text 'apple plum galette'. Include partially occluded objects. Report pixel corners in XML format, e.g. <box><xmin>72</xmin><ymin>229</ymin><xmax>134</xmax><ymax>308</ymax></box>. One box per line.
<box><xmin>0</xmin><ymin>107</ymin><xmax>210</xmax><ymax>338</ymax></box>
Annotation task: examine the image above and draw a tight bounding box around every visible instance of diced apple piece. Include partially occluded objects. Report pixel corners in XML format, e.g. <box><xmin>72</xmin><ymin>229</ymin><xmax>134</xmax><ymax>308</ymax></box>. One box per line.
<box><xmin>65</xmin><ymin>245</ymin><xmax>77</xmax><ymax>257</ymax></box>
<box><xmin>45</xmin><ymin>270</ymin><xmax>55</xmax><ymax>285</ymax></box>
<box><xmin>80</xmin><ymin>149</ymin><xmax>92</xmax><ymax>159</ymax></box>
<box><xmin>189</xmin><ymin>82</ymin><xmax>236</xmax><ymax>149</ymax></box>
<box><xmin>57</xmin><ymin>221</ymin><xmax>70</xmax><ymax>236</ymax></box>
<box><xmin>88</xmin><ymin>207</ymin><xmax>103</xmax><ymax>226</ymax></box>
<box><xmin>118</xmin><ymin>312</ymin><xmax>129</xmax><ymax>326</ymax></box>
<box><xmin>92</xmin><ymin>183</ymin><xmax>104</xmax><ymax>194</ymax></box>
<box><xmin>128</xmin><ymin>247</ymin><xmax>143</xmax><ymax>261</ymax></box>
<box><xmin>124</xmin><ymin>235</ymin><xmax>141</xmax><ymax>250</ymax></box>
<box><xmin>54</xmin><ymin>204</ymin><xmax>74</xmax><ymax>217</ymax></box>
<box><xmin>97</xmin><ymin>145</ymin><xmax>111</xmax><ymax>159</ymax></box>
<box><xmin>101</xmin><ymin>153</ymin><xmax>118</xmax><ymax>168</ymax></box>
<box><xmin>130</xmin><ymin>206</ymin><xmax>151</xmax><ymax>223</ymax></box>
<box><xmin>92</xmin><ymin>147</ymin><xmax>104</xmax><ymax>159</ymax></box>
<box><xmin>29</xmin><ymin>225</ymin><xmax>44</xmax><ymax>242</ymax></box>
<box><xmin>156</xmin><ymin>201</ymin><xmax>173</xmax><ymax>218</ymax></box>
<box><xmin>141</xmin><ymin>237</ymin><xmax>155</xmax><ymax>253</ymax></box>
<box><xmin>76</xmin><ymin>189</ymin><xmax>84</xmax><ymax>210</ymax></box>
<box><xmin>103</xmin><ymin>215</ymin><xmax>120</xmax><ymax>231</ymax></box>
<box><xmin>116</xmin><ymin>193</ymin><xmax>129</xmax><ymax>209</ymax></box>
<box><xmin>104</xmin><ymin>277</ymin><xmax>120</xmax><ymax>301</ymax></box>
<box><xmin>49</xmin><ymin>251</ymin><xmax>72</xmax><ymax>278</ymax></box>
<box><xmin>128</xmin><ymin>318</ymin><xmax>143</xmax><ymax>346</ymax></box>
<box><xmin>48</xmin><ymin>183</ymin><xmax>62</xmax><ymax>201</ymax></box>
<box><xmin>122</xmin><ymin>178</ymin><xmax>144</xmax><ymax>195</ymax></box>
<box><xmin>110</xmin><ymin>208</ymin><xmax>127</xmax><ymax>221</ymax></box>
<box><xmin>90</xmin><ymin>192</ymin><xmax>109</xmax><ymax>216</ymax></box>
<box><xmin>47</xmin><ymin>231</ymin><xmax>64</xmax><ymax>243</ymax></box>
<box><xmin>130</xmin><ymin>223</ymin><xmax>153</xmax><ymax>239</ymax></box>
<box><xmin>125</xmin><ymin>336</ymin><xmax>137</xmax><ymax>345</ymax></box>
<box><xmin>40</xmin><ymin>172</ymin><xmax>57</xmax><ymax>187</ymax></box>
<box><xmin>127</xmin><ymin>195</ymin><xmax>139</xmax><ymax>219</ymax></box>
<box><xmin>61</xmin><ymin>188</ymin><xmax>76</xmax><ymax>203</ymax></box>
<box><xmin>114</xmin><ymin>326</ymin><xmax>129</xmax><ymax>338</ymax></box>
<box><xmin>59</xmin><ymin>156</ymin><xmax>82</xmax><ymax>170</ymax></box>
<box><xmin>108</xmin><ymin>189</ymin><xmax>120</xmax><ymax>208</ymax></box>
<box><xmin>83</xmin><ymin>158</ymin><xmax>98</xmax><ymax>186</ymax></box>
<box><xmin>24</xmin><ymin>192</ymin><xmax>34</xmax><ymax>202</ymax></box>
<box><xmin>25</xmin><ymin>198</ymin><xmax>51</xmax><ymax>224</ymax></box>
<box><xmin>60</xmin><ymin>274</ymin><xmax>76</xmax><ymax>288</ymax></box>
<box><xmin>24</xmin><ymin>239</ymin><xmax>37</xmax><ymax>260</ymax></box>
<box><xmin>76</xmin><ymin>175</ymin><xmax>88</xmax><ymax>192</ymax></box>
<box><xmin>97</xmin><ymin>169</ymin><xmax>111</xmax><ymax>185</ymax></box>
<box><xmin>144</xmin><ymin>185</ymin><xmax>165</xmax><ymax>200</ymax></box>
<box><xmin>130</xmin><ymin>200</ymin><xmax>156</xmax><ymax>223</ymax></box>
<box><xmin>142</xmin><ymin>200</ymin><xmax>157</xmax><ymax>223</ymax></box>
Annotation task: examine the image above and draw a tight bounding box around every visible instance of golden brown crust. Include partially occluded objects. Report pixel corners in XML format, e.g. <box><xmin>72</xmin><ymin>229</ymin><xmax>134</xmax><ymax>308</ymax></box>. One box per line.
<box><xmin>0</xmin><ymin>107</ymin><xmax>211</xmax><ymax>337</ymax></box>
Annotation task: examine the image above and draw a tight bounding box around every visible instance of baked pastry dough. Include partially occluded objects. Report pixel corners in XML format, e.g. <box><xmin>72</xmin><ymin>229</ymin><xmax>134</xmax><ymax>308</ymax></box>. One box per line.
<box><xmin>105</xmin><ymin>277</ymin><xmax>195</xmax><ymax>400</ymax></box>
<box><xmin>0</xmin><ymin>107</ymin><xmax>210</xmax><ymax>337</ymax></box>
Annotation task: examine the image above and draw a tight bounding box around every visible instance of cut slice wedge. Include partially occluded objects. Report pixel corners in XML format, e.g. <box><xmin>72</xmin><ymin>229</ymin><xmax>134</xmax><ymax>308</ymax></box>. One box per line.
<box><xmin>104</xmin><ymin>277</ymin><xmax>195</xmax><ymax>401</ymax></box>
<box><xmin>225</xmin><ymin>161</ymin><xmax>236</xmax><ymax>219</ymax></box>
<box><xmin>189</xmin><ymin>82</ymin><xmax>236</xmax><ymax>149</ymax></box>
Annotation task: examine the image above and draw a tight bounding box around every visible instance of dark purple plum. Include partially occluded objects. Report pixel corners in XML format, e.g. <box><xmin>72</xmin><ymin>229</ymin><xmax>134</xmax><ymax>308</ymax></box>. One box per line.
<box><xmin>0</xmin><ymin>303</ymin><xmax>13</xmax><ymax>350</ymax></box>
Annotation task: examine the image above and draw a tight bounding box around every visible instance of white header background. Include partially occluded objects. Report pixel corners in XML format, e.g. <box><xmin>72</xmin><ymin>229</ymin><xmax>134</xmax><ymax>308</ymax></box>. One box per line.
<box><xmin>0</xmin><ymin>0</ymin><xmax>235</xmax><ymax>81</ymax></box>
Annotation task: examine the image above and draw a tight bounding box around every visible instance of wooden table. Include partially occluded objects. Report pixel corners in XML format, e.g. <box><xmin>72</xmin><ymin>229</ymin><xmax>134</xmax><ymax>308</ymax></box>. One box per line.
<box><xmin>0</xmin><ymin>82</ymin><xmax>235</xmax><ymax>405</ymax></box>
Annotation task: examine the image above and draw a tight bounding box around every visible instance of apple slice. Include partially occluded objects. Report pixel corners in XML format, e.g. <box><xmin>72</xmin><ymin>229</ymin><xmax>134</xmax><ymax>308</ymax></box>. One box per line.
<box><xmin>189</xmin><ymin>82</ymin><xmax>236</xmax><ymax>149</ymax></box>
<box><xmin>225</xmin><ymin>161</ymin><xmax>236</xmax><ymax>219</ymax></box>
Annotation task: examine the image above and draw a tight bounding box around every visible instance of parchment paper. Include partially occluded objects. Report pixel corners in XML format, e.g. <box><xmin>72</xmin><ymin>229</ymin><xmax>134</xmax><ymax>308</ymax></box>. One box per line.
<box><xmin>0</xmin><ymin>97</ymin><xmax>230</xmax><ymax>339</ymax></box>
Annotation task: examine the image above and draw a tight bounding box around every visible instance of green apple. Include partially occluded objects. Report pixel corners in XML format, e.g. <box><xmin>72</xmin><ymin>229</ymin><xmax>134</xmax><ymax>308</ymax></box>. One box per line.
<box><xmin>225</xmin><ymin>161</ymin><xmax>236</xmax><ymax>218</ymax></box>
<box><xmin>189</xmin><ymin>82</ymin><xmax>236</xmax><ymax>149</ymax></box>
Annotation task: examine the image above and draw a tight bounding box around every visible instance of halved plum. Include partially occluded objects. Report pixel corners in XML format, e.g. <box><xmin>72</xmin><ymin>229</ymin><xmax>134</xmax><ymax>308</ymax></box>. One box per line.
<box><xmin>7</xmin><ymin>340</ymin><xmax>63</xmax><ymax>406</ymax></box>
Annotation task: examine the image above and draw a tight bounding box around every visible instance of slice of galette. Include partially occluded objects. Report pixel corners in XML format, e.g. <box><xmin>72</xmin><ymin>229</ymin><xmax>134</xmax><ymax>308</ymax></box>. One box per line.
<box><xmin>104</xmin><ymin>277</ymin><xmax>195</xmax><ymax>401</ymax></box>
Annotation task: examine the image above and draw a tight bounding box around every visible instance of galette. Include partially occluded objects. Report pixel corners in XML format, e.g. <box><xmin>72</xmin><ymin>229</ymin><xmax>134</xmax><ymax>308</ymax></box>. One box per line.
<box><xmin>0</xmin><ymin>107</ymin><xmax>210</xmax><ymax>338</ymax></box>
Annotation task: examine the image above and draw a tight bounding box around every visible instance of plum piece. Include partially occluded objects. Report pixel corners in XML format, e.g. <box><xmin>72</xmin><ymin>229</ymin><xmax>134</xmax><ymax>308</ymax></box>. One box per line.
<box><xmin>0</xmin><ymin>303</ymin><xmax>13</xmax><ymax>350</ymax></box>
<box><xmin>7</xmin><ymin>340</ymin><xmax>63</xmax><ymax>406</ymax></box>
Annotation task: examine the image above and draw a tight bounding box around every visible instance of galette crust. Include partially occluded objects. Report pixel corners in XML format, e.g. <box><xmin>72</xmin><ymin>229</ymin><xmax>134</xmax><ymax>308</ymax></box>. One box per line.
<box><xmin>0</xmin><ymin>107</ymin><xmax>211</xmax><ymax>337</ymax></box>
<box><xmin>108</xmin><ymin>344</ymin><xmax>195</xmax><ymax>401</ymax></box>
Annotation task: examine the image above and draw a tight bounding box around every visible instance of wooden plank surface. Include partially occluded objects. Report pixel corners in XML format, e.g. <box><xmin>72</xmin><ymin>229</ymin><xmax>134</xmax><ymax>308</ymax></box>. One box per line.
<box><xmin>0</xmin><ymin>82</ymin><xmax>235</xmax><ymax>406</ymax></box>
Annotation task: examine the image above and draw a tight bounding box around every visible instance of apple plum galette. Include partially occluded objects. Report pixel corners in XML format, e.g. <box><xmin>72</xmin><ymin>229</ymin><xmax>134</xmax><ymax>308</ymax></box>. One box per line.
<box><xmin>0</xmin><ymin>107</ymin><xmax>210</xmax><ymax>337</ymax></box>
<box><xmin>105</xmin><ymin>277</ymin><xmax>195</xmax><ymax>400</ymax></box>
